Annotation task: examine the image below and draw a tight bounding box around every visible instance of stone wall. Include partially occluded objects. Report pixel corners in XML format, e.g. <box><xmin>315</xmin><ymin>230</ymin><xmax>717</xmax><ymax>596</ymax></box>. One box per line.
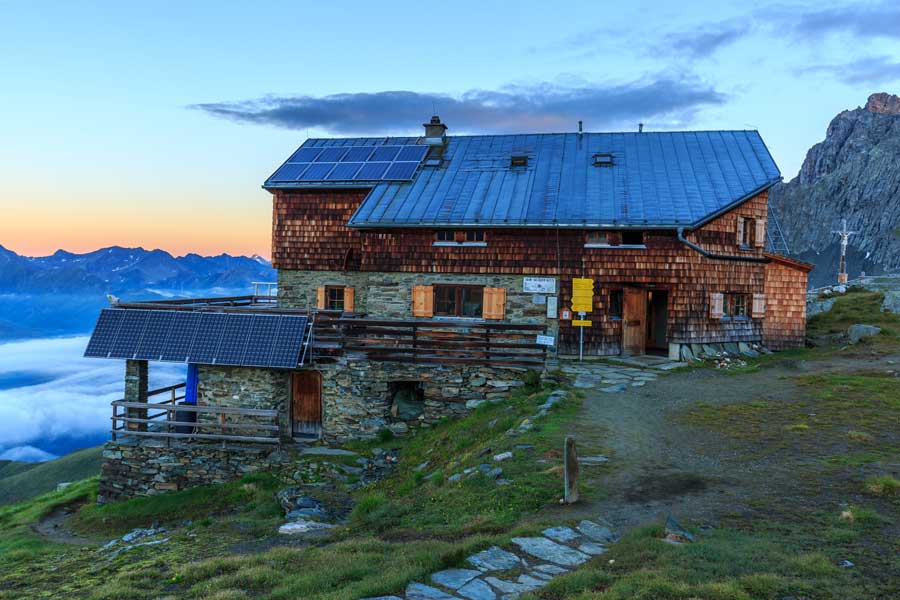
<box><xmin>98</xmin><ymin>441</ymin><xmax>289</xmax><ymax>504</ymax></box>
<box><xmin>315</xmin><ymin>360</ymin><xmax>527</xmax><ymax>443</ymax></box>
<box><xmin>197</xmin><ymin>365</ymin><xmax>291</xmax><ymax>437</ymax></box>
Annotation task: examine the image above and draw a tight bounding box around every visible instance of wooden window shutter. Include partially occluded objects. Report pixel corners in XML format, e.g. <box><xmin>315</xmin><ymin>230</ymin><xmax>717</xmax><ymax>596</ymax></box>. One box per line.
<box><xmin>412</xmin><ymin>285</ymin><xmax>433</xmax><ymax>317</ymax></box>
<box><xmin>709</xmin><ymin>292</ymin><xmax>724</xmax><ymax>319</ymax></box>
<box><xmin>755</xmin><ymin>219</ymin><xmax>766</xmax><ymax>248</ymax></box>
<box><xmin>483</xmin><ymin>287</ymin><xmax>507</xmax><ymax>320</ymax></box>
<box><xmin>736</xmin><ymin>216</ymin><xmax>745</xmax><ymax>245</ymax></box>
<box><xmin>343</xmin><ymin>287</ymin><xmax>355</xmax><ymax>312</ymax></box>
<box><xmin>752</xmin><ymin>293</ymin><xmax>766</xmax><ymax>318</ymax></box>
<box><xmin>316</xmin><ymin>286</ymin><xmax>325</xmax><ymax>310</ymax></box>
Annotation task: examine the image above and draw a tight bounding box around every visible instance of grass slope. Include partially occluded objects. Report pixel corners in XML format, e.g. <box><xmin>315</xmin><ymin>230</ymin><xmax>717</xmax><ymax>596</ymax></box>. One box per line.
<box><xmin>0</xmin><ymin>446</ymin><xmax>102</xmax><ymax>507</ymax></box>
<box><xmin>0</xmin><ymin>460</ymin><xmax>37</xmax><ymax>480</ymax></box>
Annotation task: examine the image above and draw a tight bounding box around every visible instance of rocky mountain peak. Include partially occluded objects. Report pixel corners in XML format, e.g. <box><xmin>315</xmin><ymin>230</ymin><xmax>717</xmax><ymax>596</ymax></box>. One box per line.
<box><xmin>865</xmin><ymin>92</ymin><xmax>900</xmax><ymax>115</ymax></box>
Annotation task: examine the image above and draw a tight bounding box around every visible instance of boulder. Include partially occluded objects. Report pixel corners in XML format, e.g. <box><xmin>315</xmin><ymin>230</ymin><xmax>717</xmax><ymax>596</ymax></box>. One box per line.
<box><xmin>847</xmin><ymin>324</ymin><xmax>882</xmax><ymax>343</ymax></box>
<box><xmin>882</xmin><ymin>291</ymin><xmax>900</xmax><ymax>314</ymax></box>
<box><xmin>664</xmin><ymin>515</ymin><xmax>695</xmax><ymax>544</ymax></box>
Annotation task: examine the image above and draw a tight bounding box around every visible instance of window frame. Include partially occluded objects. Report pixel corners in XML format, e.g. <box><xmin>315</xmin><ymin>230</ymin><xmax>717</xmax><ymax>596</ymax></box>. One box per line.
<box><xmin>739</xmin><ymin>217</ymin><xmax>755</xmax><ymax>249</ymax></box>
<box><xmin>432</xmin><ymin>284</ymin><xmax>485</xmax><ymax>318</ymax></box>
<box><xmin>723</xmin><ymin>293</ymin><xmax>749</xmax><ymax>320</ymax></box>
<box><xmin>433</xmin><ymin>230</ymin><xmax>488</xmax><ymax>247</ymax></box>
<box><xmin>325</xmin><ymin>285</ymin><xmax>345</xmax><ymax>311</ymax></box>
<box><xmin>608</xmin><ymin>289</ymin><xmax>623</xmax><ymax>320</ymax></box>
<box><xmin>620</xmin><ymin>230</ymin><xmax>645</xmax><ymax>247</ymax></box>
<box><xmin>583</xmin><ymin>230</ymin><xmax>646</xmax><ymax>248</ymax></box>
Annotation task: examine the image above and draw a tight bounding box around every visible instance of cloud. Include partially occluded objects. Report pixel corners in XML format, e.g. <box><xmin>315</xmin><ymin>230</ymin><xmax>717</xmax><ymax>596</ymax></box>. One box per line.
<box><xmin>0</xmin><ymin>445</ymin><xmax>57</xmax><ymax>462</ymax></box>
<box><xmin>797</xmin><ymin>55</ymin><xmax>900</xmax><ymax>85</ymax></box>
<box><xmin>0</xmin><ymin>336</ymin><xmax>184</xmax><ymax>454</ymax></box>
<box><xmin>783</xmin><ymin>2</ymin><xmax>900</xmax><ymax>41</ymax></box>
<box><xmin>660</xmin><ymin>23</ymin><xmax>752</xmax><ymax>58</ymax></box>
<box><xmin>191</xmin><ymin>78</ymin><xmax>726</xmax><ymax>134</ymax></box>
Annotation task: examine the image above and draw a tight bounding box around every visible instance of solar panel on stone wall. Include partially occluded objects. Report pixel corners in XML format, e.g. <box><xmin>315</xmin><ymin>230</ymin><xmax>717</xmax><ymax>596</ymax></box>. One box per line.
<box><xmin>83</xmin><ymin>308</ymin><xmax>309</xmax><ymax>368</ymax></box>
<box><xmin>268</xmin><ymin>143</ymin><xmax>428</xmax><ymax>183</ymax></box>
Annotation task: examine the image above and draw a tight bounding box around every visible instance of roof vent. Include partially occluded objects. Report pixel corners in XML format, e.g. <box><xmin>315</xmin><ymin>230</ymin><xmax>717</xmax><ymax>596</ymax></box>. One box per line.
<box><xmin>592</xmin><ymin>152</ymin><xmax>614</xmax><ymax>167</ymax></box>
<box><xmin>510</xmin><ymin>154</ymin><xmax>528</xmax><ymax>168</ymax></box>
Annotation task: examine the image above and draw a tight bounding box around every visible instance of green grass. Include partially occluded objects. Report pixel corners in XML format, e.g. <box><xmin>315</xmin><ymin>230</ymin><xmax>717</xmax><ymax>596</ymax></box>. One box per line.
<box><xmin>863</xmin><ymin>475</ymin><xmax>900</xmax><ymax>497</ymax></box>
<box><xmin>346</xmin><ymin>382</ymin><xmax>581</xmax><ymax>537</ymax></box>
<box><xmin>0</xmin><ymin>459</ymin><xmax>38</xmax><ymax>481</ymax></box>
<box><xmin>0</xmin><ymin>446</ymin><xmax>101</xmax><ymax>506</ymax></box>
<box><xmin>526</xmin><ymin>524</ymin><xmax>858</xmax><ymax>600</ymax></box>
<box><xmin>807</xmin><ymin>291</ymin><xmax>900</xmax><ymax>339</ymax></box>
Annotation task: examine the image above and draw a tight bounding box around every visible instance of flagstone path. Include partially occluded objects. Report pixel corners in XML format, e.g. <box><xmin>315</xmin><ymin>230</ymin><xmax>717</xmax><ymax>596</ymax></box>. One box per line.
<box><xmin>361</xmin><ymin>517</ymin><xmax>618</xmax><ymax>600</ymax></box>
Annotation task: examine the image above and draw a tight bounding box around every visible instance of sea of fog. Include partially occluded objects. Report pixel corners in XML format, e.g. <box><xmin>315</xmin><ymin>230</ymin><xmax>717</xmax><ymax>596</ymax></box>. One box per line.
<box><xmin>0</xmin><ymin>336</ymin><xmax>185</xmax><ymax>462</ymax></box>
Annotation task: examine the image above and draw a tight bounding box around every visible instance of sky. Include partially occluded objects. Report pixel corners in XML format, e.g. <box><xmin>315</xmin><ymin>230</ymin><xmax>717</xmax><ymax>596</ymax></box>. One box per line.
<box><xmin>1</xmin><ymin>0</ymin><xmax>898</xmax><ymax>259</ymax></box>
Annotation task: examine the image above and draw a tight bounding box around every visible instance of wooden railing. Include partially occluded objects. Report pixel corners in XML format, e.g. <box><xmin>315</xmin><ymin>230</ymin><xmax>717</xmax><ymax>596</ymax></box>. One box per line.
<box><xmin>111</xmin><ymin>382</ymin><xmax>280</xmax><ymax>444</ymax></box>
<box><xmin>312</xmin><ymin>316</ymin><xmax>548</xmax><ymax>367</ymax></box>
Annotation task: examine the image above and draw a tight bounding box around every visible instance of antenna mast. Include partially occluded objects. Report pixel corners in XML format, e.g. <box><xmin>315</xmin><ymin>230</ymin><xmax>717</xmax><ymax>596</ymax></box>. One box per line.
<box><xmin>831</xmin><ymin>218</ymin><xmax>857</xmax><ymax>284</ymax></box>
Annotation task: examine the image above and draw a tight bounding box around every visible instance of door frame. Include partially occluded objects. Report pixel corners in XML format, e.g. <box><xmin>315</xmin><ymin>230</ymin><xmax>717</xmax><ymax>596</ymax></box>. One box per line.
<box><xmin>645</xmin><ymin>288</ymin><xmax>670</xmax><ymax>351</ymax></box>
<box><xmin>621</xmin><ymin>287</ymin><xmax>647</xmax><ymax>355</ymax></box>
<box><xmin>291</xmin><ymin>370</ymin><xmax>323</xmax><ymax>438</ymax></box>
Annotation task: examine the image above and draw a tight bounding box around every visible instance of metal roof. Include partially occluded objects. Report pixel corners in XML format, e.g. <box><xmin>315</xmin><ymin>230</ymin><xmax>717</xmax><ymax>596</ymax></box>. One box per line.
<box><xmin>265</xmin><ymin>131</ymin><xmax>781</xmax><ymax>229</ymax></box>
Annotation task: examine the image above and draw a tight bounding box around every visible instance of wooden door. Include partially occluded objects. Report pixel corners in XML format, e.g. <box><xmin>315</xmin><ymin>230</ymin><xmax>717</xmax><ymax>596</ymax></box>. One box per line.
<box><xmin>291</xmin><ymin>371</ymin><xmax>322</xmax><ymax>437</ymax></box>
<box><xmin>622</xmin><ymin>287</ymin><xmax>647</xmax><ymax>355</ymax></box>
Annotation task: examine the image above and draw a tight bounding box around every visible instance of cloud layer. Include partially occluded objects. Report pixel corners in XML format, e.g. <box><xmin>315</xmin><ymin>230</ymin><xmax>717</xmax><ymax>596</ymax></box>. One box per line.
<box><xmin>0</xmin><ymin>336</ymin><xmax>184</xmax><ymax>459</ymax></box>
<box><xmin>192</xmin><ymin>78</ymin><xmax>726</xmax><ymax>134</ymax></box>
<box><xmin>798</xmin><ymin>55</ymin><xmax>900</xmax><ymax>85</ymax></box>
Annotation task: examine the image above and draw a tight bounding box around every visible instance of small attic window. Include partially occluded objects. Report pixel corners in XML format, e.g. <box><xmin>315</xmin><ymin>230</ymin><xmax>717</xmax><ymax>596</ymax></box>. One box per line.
<box><xmin>510</xmin><ymin>154</ymin><xmax>528</xmax><ymax>168</ymax></box>
<box><xmin>592</xmin><ymin>153</ymin><xmax>614</xmax><ymax>167</ymax></box>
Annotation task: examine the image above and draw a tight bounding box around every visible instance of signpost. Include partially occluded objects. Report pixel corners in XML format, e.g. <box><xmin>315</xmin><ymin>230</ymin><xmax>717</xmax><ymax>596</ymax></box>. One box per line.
<box><xmin>570</xmin><ymin>278</ymin><xmax>594</xmax><ymax>361</ymax></box>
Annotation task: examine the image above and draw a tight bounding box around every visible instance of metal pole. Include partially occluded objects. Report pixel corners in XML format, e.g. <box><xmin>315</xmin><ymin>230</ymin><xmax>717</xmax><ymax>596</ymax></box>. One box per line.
<box><xmin>579</xmin><ymin>326</ymin><xmax>583</xmax><ymax>362</ymax></box>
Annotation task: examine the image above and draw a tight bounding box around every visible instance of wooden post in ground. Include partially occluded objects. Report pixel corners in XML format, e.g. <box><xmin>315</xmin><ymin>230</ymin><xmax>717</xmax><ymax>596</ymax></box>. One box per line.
<box><xmin>564</xmin><ymin>436</ymin><xmax>579</xmax><ymax>504</ymax></box>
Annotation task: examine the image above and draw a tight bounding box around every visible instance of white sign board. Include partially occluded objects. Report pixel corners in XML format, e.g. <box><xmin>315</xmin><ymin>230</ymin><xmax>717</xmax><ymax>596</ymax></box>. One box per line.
<box><xmin>546</xmin><ymin>296</ymin><xmax>558</xmax><ymax>318</ymax></box>
<box><xmin>535</xmin><ymin>334</ymin><xmax>556</xmax><ymax>346</ymax></box>
<box><xmin>523</xmin><ymin>277</ymin><xmax>556</xmax><ymax>294</ymax></box>
<box><xmin>532</xmin><ymin>294</ymin><xmax>546</xmax><ymax>305</ymax></box>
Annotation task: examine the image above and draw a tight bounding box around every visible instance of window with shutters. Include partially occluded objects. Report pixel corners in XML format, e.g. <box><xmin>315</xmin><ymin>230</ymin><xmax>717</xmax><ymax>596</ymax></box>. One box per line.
<box><xmin>433</xmin><ymin>285</ymin><xmax>483</xmax><ymax>317</ymax></box>
<box><xmin>738</xmin><ymin>217</ymin><xmax>755</xmax><ymax>248</ymax></box>
<box><xmin>325</xmin><ymin>286</ymin><xmax>345</xmax><ymax>311</ymax></box>
<box><xmin>724</xmin><ymin>293</ymin><xmax>749</xmax><ymax>319</ymax></box>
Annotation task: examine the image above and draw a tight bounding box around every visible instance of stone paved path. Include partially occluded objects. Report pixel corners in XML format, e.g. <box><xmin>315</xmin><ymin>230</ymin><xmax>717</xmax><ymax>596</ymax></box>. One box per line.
<box><xmin>550</xmin><ymin>356</ymin><xmax>686</xmax><ymax>393</ymax></box>
<box><xmin>361</xmin><ymin>518</ymin><xmax>618</xmax><ymax>600</ymax></box>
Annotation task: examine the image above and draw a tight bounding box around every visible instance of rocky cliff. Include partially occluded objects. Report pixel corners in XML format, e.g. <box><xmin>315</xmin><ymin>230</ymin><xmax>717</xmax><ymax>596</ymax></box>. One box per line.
<box><xmin>769</xmin><ymin>92</ymin><xmax>900</xmax><ymax>288</ymax></box>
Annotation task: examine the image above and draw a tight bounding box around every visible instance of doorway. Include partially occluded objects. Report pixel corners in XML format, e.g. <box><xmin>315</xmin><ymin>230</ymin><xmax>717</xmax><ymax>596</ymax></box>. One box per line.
<box><xmin>645</xmin><ymin>290</ymin><xmax>669</xmax><ymax>354</ymax></box>
<box><xmin>291</xmin><ymin>371</ymin><xmax>322</xmax><ymax>438</ymax></box>
<box><xmin>622</xmin><ymin>287</ymin><xmax>646</xmax><ymax>355</ymax></box>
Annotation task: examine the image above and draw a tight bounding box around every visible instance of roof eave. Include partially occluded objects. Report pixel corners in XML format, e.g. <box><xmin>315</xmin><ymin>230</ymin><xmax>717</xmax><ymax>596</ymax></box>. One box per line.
<box><xmin>685</xmin><ymin>176</ymin><xmax>783</xmax><ymax>231</ymax></box>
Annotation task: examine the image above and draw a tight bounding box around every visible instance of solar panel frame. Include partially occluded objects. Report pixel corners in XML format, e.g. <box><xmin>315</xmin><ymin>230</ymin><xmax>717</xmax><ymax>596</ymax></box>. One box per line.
<box><xmin>215</xmin><ymin>314</ymin><xmax>254</xmax><ymax>365</ymax></box>
<box><xmin>289</xmin><ymin>147</ymin><xmax>323</xmax><ymax>162</ymax></box>
<box><xmin>84</xmin><ymin>309</ymin><xmax>125</xmax><ymax>358</ymax></box>
<box><xmin>160</xmin><ymin>312</ymin><xmax>200</xmax><ymax>362</ymax></box>
<box><xmin>269</xmin><ymin>315</ymin><xmax>308</xmax><ymax>368</ymax></box>
<box><xmin>396</xmin><ymin>145</ymin><xmax>429</xmax><ymax>161</ymax></box>
<box><xmin>108</xmin><ymin>310</ymin><xmax>150</xmax><ymax>359</ymax></box>
<box><xmin>271</xmin><ymin>163</ymin><xmax>309</xmax><ymax>181</ymax></box>
<box><xmin>370</xmin><ymin>146</ymin><xmax>401</xmax><ymax>162</ymax></box>
<box><xmin>241</xmin><ymin>314</ymin><xmax>280</xmax><ymax>367</ymax></box>
<box><xmin>134</xmin><ymin>310</ymin><xmax>175</xmax><ymax>360</ymax></box>
<box><xmin>355</xmin><ymin>162</ymin><xmax>390</xmax><ymax>180</ymax></box>
<box><xmin>188</xmin><ymin>313</ymin><xmax>227</xmax><ymax>364</ymax></box>
<box><xmin>314</xmin><ymin>147</ymin><xmax>348</xmax><ymax>162</ymax></box>
<box><xmin>325</xmin><ymin>162</ymin><xmax>364</xmax><ymax>180</ymax></box>
<box><xmin>298</xmin><ymin>163</ymin><xmax>335</xmax><ymax>180</ymax></box>
<box><xmin>384</xmin><ymin>161</ymin><xmax>419</xmax><ymax>180</ymax></box>
<box><xmin>341</xmin><ymin>147</ymin><xmax>374</xmax><ymax>162</ymax></box>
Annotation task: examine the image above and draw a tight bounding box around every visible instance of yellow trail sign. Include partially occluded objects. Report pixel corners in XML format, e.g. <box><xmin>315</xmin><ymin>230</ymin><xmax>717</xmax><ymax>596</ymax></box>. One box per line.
<box><xmin>572</xmin><ymin>319</ymin><xmax>592</xmax><ymax>327</ymax></box>
<box><xmin>571</xmin><ymin>278</ymin><xmax>594</xmax><ymax>312</ymax></box>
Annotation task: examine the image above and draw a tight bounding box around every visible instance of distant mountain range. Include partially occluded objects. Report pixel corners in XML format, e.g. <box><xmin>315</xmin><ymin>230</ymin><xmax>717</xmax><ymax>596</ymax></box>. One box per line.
<box><xmin>770</xmin><ymin>92</ymin><xmax>900</xmax><ymax>288</ymax></box>
<box><xmin>0</xmin><ymin>245</ymin><xmax>275</xmax><ymax>340</ymax></box>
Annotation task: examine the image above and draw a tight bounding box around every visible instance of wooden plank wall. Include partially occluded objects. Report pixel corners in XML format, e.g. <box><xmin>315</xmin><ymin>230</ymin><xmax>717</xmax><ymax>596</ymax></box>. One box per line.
<box><xmin>272</xmin><ymin>189</ymin><xmax>802</xmax><ymax>355</ymax></box>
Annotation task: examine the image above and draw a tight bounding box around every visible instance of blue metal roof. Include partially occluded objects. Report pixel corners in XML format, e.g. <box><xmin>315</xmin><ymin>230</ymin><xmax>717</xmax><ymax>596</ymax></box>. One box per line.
<box><xmin>265</xmin><ymin>131</ymin><xmax>781</xmax><ymax>229</ymax></box>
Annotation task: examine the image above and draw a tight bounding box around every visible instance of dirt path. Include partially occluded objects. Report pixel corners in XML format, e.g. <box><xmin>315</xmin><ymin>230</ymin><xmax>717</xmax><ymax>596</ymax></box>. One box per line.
<box><xmin>548</xmin><ymin>349</ymin><xmax>900</xmax><ymax>529</ymax></box>
<box><xmin>32</xmin><ymin>503</ymin><xmax>99</xmax><ymax>546</ymax></box>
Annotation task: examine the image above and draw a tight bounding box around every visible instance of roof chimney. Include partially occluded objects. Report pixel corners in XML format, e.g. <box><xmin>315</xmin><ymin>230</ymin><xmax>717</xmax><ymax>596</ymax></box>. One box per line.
<box><xmin>638</xmin><ymin>123</ymin><xmax>644</xmax><ymax>133</ymax></box>
<box><xmin>424</xmin><ymin>115</ymin><xmax>448</xmax><ymax>146</ymax></box>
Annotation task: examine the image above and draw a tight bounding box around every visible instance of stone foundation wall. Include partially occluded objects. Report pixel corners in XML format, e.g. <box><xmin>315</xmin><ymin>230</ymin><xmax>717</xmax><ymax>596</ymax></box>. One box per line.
<box><xmin>315</xmin><ymin>360</ymin><xmax>527</xmax><ymax>443</ymax></box>
<box><xmin>98</xmin><ymin>442</ymin><xmax>289</xmax><ymax>504</ymax></box>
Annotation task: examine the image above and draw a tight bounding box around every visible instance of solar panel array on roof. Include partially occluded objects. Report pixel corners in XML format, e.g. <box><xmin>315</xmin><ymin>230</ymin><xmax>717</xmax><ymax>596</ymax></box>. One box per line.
<box><xmin>268</xmin><ymin>143</ymin><xmax>428</xmax><ymax>184</ymax></box>
<box><xmin>84</xmin><ymin>309</ymin><xmax>309</xmax><ymax>368</ymax></box>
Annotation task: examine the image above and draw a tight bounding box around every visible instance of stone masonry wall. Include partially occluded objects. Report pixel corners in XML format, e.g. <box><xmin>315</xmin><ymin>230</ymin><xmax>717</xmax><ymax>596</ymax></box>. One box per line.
<box><xmin>197</xmin><ymin>365</ymin><xmax>291</xmax><ymax>437</ymax></box>
<box><xmin>316</xmin><ymin>360</ymin><xmax>527</xmax><ymax>443</ymax></box>
<box><xmin>98</xmin><ymin>442</ymin><xmax>289</xmax><ymax>504</ymax></box>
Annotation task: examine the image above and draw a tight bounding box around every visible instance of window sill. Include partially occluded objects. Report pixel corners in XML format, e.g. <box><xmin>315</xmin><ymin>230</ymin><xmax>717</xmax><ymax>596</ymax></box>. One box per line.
<box><xmin>584</xmin><ymin>244</ymin><xmax>647</xmax><ymax>249</ymax></box>
<box><xmin>721</xmin><ymin>316</ymin><xmax>750</xmax><ymax>322</ymax></box>
<box><xmin>433</xmin><ymin>241</ymin><xmax>488</xmax><ymax>247</ymax></box>
<box><xmin>430</xmin><ymin>315</ymin><xmax>485</xmax><ymax>321</ymax></box>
